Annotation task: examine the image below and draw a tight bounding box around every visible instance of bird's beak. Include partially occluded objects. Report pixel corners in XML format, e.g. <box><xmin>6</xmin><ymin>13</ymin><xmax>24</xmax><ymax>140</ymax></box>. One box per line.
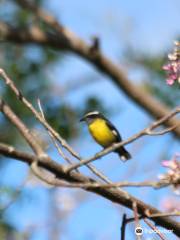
<box><xmin>80</xmin><ymin>117</ymin><xmax>85</xmax><ymax>122</ymax></box>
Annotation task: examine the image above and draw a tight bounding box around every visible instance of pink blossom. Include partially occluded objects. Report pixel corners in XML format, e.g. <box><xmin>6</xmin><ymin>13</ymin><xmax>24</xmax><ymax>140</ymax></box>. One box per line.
<box><xmin>162</xmin><ymin>64</ymin><xmax>171</xmax><ymax>71</ymax></box>
<box><xmin>160</xmin><ymin>154</ymin><xmax>180</xmax><ymax>194</ymax></box>
<box><xmin>163</xmin><ymin>41</ymin><xmax>180</xmax><ymax>85</ymax></box>
<box><xmin>162</xmin><ymin>159</ymin><xmax>179</xmax><ymax>170</ymax></box>
<box><xmin>166</xmin><ymin>78</ymin><xmax>175</xmax><ymax>85</ymax></box>
<box><xmin>161</xmin><ymin>197</ymin><xmax>180</xmax><ymax>212</ymax></box>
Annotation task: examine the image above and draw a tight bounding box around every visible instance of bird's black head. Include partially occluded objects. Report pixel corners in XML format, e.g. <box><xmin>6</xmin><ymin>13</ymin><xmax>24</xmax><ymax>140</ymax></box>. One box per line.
<box><xmin>80</xmin><ymin>111</ymin><xmax>105</xmax><ymax>124</ymax></box>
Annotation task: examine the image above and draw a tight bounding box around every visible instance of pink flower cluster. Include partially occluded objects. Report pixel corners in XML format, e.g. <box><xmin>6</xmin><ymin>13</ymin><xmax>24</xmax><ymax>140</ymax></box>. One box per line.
<box><xmin>159</xmin><ymin>153</ymin><xmax>180</xmax><ymax>194</ymax></box>
<box><xmin>161</xmin><ymin>196</ymin><xmax>180</xmax><ymax>212</ymax></box>
<box><xmin>163</xmin><ymin>41</ymin><xmax>180</xmax><ymax>85</ymax></box>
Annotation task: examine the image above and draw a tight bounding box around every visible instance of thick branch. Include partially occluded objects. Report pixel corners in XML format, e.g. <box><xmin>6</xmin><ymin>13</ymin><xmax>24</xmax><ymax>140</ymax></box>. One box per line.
<box><xmin>0</xmin><ymin>143</ymin><xmax>179</xmax><ymax>236</ymax></box>
<box><xmin>1</xmin><ymin>3</ymin><xmax>180</xmax><ymax>137</ymax></box>
<box><xmin>0</xmin><ymin>98</ymin><xmax>45</xmax><ymax>157</ymax></box>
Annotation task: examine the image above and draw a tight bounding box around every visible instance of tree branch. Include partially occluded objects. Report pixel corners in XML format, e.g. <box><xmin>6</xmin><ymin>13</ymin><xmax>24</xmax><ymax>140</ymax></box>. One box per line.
<box><xmin>0</xmin><ymin>2</ymin><xmax>179</xmax><ymax>235</ymax></box>
<box><xmin>66</xmin><ymin>107</ymin><xmax>180</xmax><ymax>172</ymax></box>
<box><xmin>0</xmin><ymin>98</ymin><xmax>46</xmax><ymax>157</ymax></box>
<box><xmin>0</xmin><ymin>68</ymin><xmax>114</xmax><ymax>184</ymax></box>
<box><xmin>20</xmin><ymin>166</ymin><xmax>180</xmax><ymax>190</ymax></box>
<box><xmin>37</xmin><ymin>98</ymin><xmax>74</xmax><ymax>166</ymax></box>
<box><xmin>1</xmin><ymin>0</ymin><xmax>180</xmax><ymax>138</ymax></box>
<box><xmin>121</xmin><ymin>214</ymin><xmax>127</xmax><ymax>240</ymax></box>
<box><xmin>144</xmin><ymin>218</ymin><xmax>167</xmax><ymax>240</ymax></box>
<box><xmin>126</xmin><ymin>212</ymin><xmax>180</xmax><ymax>223</ymax></box>
<box><xmin>133</xmin><ymin>201</ymin><xmax>142</xmax><ymax>240</ymax></box>
<box><xmin>0</xmin><ymin>143</ymin><xmax>179</xmax><ymax>236</ymax></box>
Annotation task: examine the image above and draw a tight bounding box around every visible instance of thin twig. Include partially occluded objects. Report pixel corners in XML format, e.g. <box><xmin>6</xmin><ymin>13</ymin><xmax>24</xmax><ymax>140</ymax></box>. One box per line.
<box><xmin>37</xmin><ymin>99</ymin><xmax>115</xmax><ymax>183</ymax></box>
<box><xmin>0</xmin><ymin>68</ymin><xmax>113</xmax><ymax>184</ymax></box>
<box><xmin>144</xmin><ymin>218</ymin><xmax>167</xmax><ymax>240</ymax></box>
<box><xmin>126</xmin><ymin>212</ymin><xmax>180</xmax><ymax>223</ymax></box>
<box><xmin>16</xmin><ymin>175</ymin><xmax>178</xmax><ymax>189</ymax></box>
<box><xmin>121</xmin><ymin>214</ymin><xmax>127</xmax><ymax>240</ymax></box>
<box><xmin>37</xmin><ymin>99</ymin><xmax>73</xmax><ymax>165</ymax></box>
<box><xmin>0</xmin><ymin>69</ymin><xmax>79</xmax><ymax>159</ymax></box>
<box><xmin>133</xmin><ymin>202</ymin><xmax>142</xmax><ymax>240</ymax></box>
<box><xmin>66</xmin><ymin>107</ymin><xmax>180</xmax><ymax>172</ymax></box>
<box><xmin>146</xmin><ymin>124</ymin><xmax>179</xmax><ymax>135</ymax></box>
<box><xmin>38</xmin><ymin>99</ymin><xmax>113</xmax><ymax>183</ymax></box>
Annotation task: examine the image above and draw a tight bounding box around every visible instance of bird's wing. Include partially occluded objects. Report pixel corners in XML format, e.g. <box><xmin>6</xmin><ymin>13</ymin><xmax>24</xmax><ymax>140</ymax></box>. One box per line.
<box><xmin>105</xmin><ymin>119</ymin><xmax>122</xmax><ymax>142</ymax></box>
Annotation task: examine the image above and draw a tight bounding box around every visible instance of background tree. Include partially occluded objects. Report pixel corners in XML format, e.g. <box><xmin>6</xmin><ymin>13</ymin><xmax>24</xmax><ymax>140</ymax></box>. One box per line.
<box><xmin>0</xmin><ymin>0</ymin><xmax>179</xmax><ymax>239</ymax></box>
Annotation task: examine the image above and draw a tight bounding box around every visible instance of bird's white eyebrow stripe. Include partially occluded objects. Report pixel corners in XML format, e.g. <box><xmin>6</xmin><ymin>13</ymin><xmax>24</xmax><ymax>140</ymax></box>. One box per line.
<box><xmin>84</xmin><ymin>111</ymin><xmax>100</xmax><ymax>117</ymax></box>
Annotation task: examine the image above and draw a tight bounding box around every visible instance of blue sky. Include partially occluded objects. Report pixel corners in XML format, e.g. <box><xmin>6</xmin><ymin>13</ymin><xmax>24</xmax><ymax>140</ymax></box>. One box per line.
<box><xmin>2</xmin><ymin>0</ymin><xmax>180</xmax><ymax>239</ymax></box>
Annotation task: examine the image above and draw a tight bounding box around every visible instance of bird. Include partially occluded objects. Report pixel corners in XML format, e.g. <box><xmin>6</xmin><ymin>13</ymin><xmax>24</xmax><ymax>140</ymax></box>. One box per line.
<box><xmin>80</xmin><ymin>111</ymin><xmax>131</xmax><ymax>161</ymax></box>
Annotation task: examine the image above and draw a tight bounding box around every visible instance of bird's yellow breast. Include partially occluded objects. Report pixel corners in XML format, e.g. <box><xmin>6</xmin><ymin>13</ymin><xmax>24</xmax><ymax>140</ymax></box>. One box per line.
<box><xmin>88</xmin><ymin>119</ymin><xmax>116</xmax><ymax>147</ymax></box>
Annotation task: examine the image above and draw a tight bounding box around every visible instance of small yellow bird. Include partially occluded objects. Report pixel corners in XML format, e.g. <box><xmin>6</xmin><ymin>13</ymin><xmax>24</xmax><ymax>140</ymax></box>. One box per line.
<box><xmin>80</xmin><ymin>111</ymin><xmax>131</xmax><ymax>161</ymax></box>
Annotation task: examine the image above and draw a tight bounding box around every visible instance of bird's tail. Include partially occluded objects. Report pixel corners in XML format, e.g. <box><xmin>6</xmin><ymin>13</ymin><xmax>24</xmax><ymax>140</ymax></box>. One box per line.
<box><xmin>115</xmin><ymin>147</ymin><xmax>131</xmax><ymax>161</ymax></box>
